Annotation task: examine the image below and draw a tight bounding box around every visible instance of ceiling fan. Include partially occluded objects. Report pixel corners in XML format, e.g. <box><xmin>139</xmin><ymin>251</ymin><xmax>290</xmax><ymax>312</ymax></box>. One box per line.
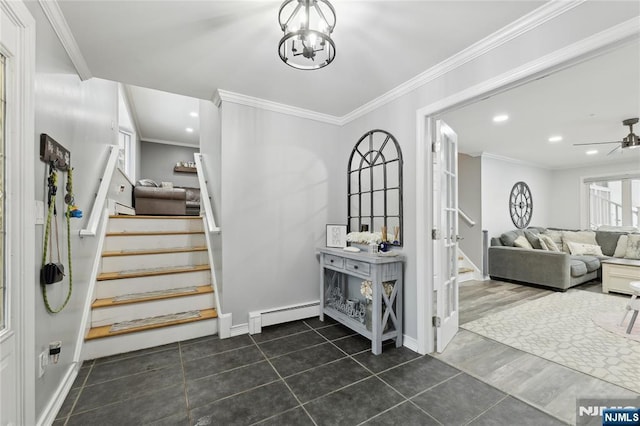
<box><xmin>573</xmin><ymin>117</ymin><xmax>640</xmax><ymax>155</ymax></box>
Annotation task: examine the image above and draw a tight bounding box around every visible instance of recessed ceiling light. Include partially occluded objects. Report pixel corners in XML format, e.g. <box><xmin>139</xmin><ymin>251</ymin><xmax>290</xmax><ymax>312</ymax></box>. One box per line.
<box><xmin>586</xmin><ymin>150</ymin><xmax>598</xmax><ymax>155</ymax></box>
<box><xmin>548</xmin><ymin>135</ymin><xmax>563</xmax><ymax>143</ymax></box>
<box><xmin>190</xmin><ymin>112</ymin><xmax>198</xmax><ymax>117</ymax></box>
<box><xmin>493</xmin><ymin>114</ymin><xmax>509</xmax><ymax>123</ymax></box>
<box><xmin>186</xmin><ymin>127</ymin><xmax>194</xmax><ymax>133</ymax></box>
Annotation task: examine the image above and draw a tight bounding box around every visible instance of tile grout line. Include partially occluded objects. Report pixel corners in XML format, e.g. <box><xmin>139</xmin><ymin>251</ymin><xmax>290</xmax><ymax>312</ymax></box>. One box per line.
<box><xmin>248</xmin><ymin>333</ymin><xmax>319</xmax><ymax>426</ymax></box>
<box><xmin>462</xmin><ymin>394</ymin><xmax>509</xmax><ymax>426</ymax></box>
<box><xmin>178</xmin><ymin>341</ymin><xmax>192</xmax><ymax>426</ymax></box>
<box><xmin>62</xmin><ymin>360</ymin><xmax>95</xmax><ymax>424</ymax></box>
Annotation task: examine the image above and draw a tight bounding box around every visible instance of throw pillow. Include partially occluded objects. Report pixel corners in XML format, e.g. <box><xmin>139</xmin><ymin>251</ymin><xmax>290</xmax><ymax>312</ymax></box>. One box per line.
<box><xmin>537</xmin><ymin>237</ymin><xmax>549</xmax><ymax>251</ymax></box>
<box><xmin>614</xmin><ymin>235</ymin><xmax>629</xmax><ymax>257</ymax></box>
<box><xmin>542</xmin><ymin>230</ymin><xmax>564</xmax><ymax>249</ymax></box>
<box><xmin>595</xmin><ymin>231</ymin><xmax>626</xmax><ymax>257</ymax></box>
<box><xmin>513</xmin><ymin>235</ymin><xmax>533</xmax><ymax>249</ymax></box>
<box><xmin>500</xmin><ymin>230</ymin><xmax>524</xmax><ymax>247</ymax></box>
<box><xmin>624</xmin><ymin>234</ymin><xmax>640</xmax><ymax>260</ymax></box>
<box><xmin>567</xmin><ymin>241</ymin><xmax>604</xmax><ymax>256</ymax></box>
<box><xmin>538</xmin><ymin>234</ymin><xmax>560</xmax><ymax>252</ymax></box>
<box><xmin>524</xmin><ymin>230</ymin><xmax>543</xmax><ymax>249</ymax></box>
<box><xmin>562</xmin><ymin>230</ymin><xmax>598</xmax><ymax>253</ymax></box>
<box><xmin>136</xmin><ymin>179</ymin><xmax>159</xmax><ymax>187</ymax></box>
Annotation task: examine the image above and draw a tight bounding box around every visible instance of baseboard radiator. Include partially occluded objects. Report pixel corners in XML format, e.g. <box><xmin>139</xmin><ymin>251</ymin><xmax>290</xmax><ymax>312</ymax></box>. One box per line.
<box><xmin>248</xmin><ymin>301</ymin><xmax>320</xmax><ymax>334</ymax></box>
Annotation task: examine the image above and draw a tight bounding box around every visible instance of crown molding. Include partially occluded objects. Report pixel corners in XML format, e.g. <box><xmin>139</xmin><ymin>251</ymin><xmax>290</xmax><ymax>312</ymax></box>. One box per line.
<box><xmin>211</xmin><ymin>90</ymin><xmax>222</xmax><ymax>108</ymax></box>
<box><xmin>141</xmin><ymin>138</ymin><xmax>199</xmax><ymax>148</ymax></box>
<box><xmin>38</xmin><ymin>0</ymin><xmax>92</xmax><ymax>81</ymax></box>
<box><xmin>340</xmin><ymin>0</ymin><xmax>585</xmax><ymax>125</ymax></box>
<box><xmin>217</xmin><ymin>89</ymin><xmax>342</xmax><ymax>126</ymax></box>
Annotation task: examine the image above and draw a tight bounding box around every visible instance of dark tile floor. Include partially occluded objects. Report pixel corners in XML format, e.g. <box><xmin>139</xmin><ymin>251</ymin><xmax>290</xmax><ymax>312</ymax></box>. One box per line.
<box><xmin>54</xmin><ymin>319</ymin><xmax>567</xmax><ymax>426</ymax></box>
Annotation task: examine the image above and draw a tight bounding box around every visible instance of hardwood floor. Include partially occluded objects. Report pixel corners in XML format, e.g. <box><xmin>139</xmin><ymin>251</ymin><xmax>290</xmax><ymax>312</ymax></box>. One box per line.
<box><xmin>446</xmin><ymin>278</ymin><xmax>639</xmax><ymax>425</ymax></box>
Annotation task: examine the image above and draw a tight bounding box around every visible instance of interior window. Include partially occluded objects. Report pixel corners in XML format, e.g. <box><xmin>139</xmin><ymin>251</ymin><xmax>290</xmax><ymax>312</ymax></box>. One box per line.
<box><xmin>1</xmin><ymin>55</ymin><xmax>5</xmax><ymax>329</ymax></box>
<box><xmin>588</xmin><ymin>176</ymin><xmax>640</xmax><ymax>229</ymax></box>
<box><xmin>118</xmin><ymin>129</ymin><xmax>132</xmax><ymax>175</ymax></box>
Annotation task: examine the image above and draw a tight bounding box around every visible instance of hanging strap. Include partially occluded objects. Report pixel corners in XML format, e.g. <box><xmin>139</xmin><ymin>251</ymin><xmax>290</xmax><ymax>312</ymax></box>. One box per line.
<box><xmin>41</xmin><ymin>165</ymin><xmax>73</xmax><ymax>314</ymax></box>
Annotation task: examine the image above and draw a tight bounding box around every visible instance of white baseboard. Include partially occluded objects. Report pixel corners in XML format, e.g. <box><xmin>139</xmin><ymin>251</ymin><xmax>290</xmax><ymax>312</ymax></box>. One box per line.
<box><xmin>402</xmin><ymin>334</ymin><xmax>419</xmax><ymax>353</ymax></box>
<box><xmin>217</xmin><ymin>313</ymin><xmax>232</xmax><ymax>339</ymax></box>
<box><xmin>230</xmin><ymin>323</ymin><xmax>249</xmax><ymax>337</ymax></box>
<box><xmin>248</xmin><ymin>301</ymin><xmax>320</xmax><ymax>334</ymax></box>
<box><xmin>36</xmin><ymin>362</ymin><xmax>79</xmax><ymax>426</ymax></box>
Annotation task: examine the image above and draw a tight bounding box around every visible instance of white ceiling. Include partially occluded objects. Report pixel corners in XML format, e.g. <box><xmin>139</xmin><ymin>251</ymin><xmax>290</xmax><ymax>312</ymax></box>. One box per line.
<box><xmin>126</xmin><ymin>85</ymin><xmax>200</xmax><ymax>146</ymax></box>
<box><xmin>442</xmin><ymin>40</ymin><xmax>640</xmax><ymax>169</ymax></box>
<box><xmin>40</xmin><ymin>1</ymin><xmax>640</xmax><ymax>168</ymax></box>
<box><xmin>56</xmin><ymin>0</ymin><xmax>544</xmax><ymax>116</ymax></box>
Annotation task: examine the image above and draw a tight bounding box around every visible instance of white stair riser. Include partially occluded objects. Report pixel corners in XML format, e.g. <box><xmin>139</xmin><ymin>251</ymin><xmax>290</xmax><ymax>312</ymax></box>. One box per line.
<box><xmin>104</xmin><ymin>233</ymin><xmax>206</xmax><ymax>252</ymax></box>
<box><xmin>91</xmin><ymin>292</ymin><xmax>215</xmax><ymax>327</ymax></box>
<box><xmin>96</xmin><ymin>270</ymin><xmax>211</xmax><ymax>299</ymax></box>
<box><xmin>83</xmin><ymin>318</ymin><xmax>218</xmax><ymax>360</ymax></box>
<box><xmin>107</xmin><ymin>218</ymin><xmax>203</xmax><ymax>234</ymax></box>
<box><xmin>458</xmin><ymin>272</ymin><xmax>475</xmax><ymax>283</ymax></box>
<box><xmin>101</xmin><ymin>251</ymin><xmax>208</xmax><ymax>273</ymax></box>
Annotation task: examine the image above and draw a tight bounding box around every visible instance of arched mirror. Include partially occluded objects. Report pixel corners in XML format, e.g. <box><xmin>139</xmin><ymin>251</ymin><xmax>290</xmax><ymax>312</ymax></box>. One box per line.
<box><xmin>347</xmin><ymin>129</ymin><xmax>403</xmax><ymax>245</ymax></box>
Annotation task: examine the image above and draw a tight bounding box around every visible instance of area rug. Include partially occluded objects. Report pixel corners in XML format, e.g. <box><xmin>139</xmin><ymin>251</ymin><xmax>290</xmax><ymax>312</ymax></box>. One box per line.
<box><xmin>461</xmin><ymin>290</ymin><xmax>640</xmax><ymax>393</ymax></box>
<box><xmin>593</xmin><ymin>312</ymin><xmax>640</xmax><ymax>343</ymax></box>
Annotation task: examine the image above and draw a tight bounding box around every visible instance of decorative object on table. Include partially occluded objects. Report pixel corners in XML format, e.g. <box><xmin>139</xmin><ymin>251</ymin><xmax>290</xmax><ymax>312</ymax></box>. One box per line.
<box><xmin>393</xmin><ymin>226</ymin><xmax>400</xmax><ymax>245</ymax></box>
<box><xmin>277</xmin><ymin>0</ymin><xmax>336</xmax><ymax>70</ymax></box>
<box><xmin>326</xmin><ymin>287</ymin><xmax>365</xmax><ymax>323</ymax></box>
<box><xmin>361</xmin><ymin>280</ymin><xmax>395</xmax><ymax>331</ymax></box>
<box><xmin>360</xmin><ymin>224</ymin><xmax>369</xmax><ymax>232</ymax></box>
<box><xmin>346</xmin><ymin>231</ymin><xmax>394</xmax><ymax>250</ymax></box>
<box><xmin>347</xmin><ymin>129</ymin><xmax>404</xmax><ymax>246</ymax></box>
<box><xmin>509</xmin><ymin>181</ymin><xmax>533</xmax><ymax>229</ymax></box>
<box><xmin>378</xmin><ymin>226</ymin><xmax>389</xmax><ymax>252</ymax></box>
<box><xmin>326</xmin><ymin>224</ymin><xmax>347</xmax><ymax>248</ymax></box>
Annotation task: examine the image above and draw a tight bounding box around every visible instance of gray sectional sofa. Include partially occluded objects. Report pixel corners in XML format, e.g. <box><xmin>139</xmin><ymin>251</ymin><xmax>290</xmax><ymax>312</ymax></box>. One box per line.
<box><xmin>488</xmin><ymin>227</ymin><xmax>634</xmax><ymax>291</ymax></box>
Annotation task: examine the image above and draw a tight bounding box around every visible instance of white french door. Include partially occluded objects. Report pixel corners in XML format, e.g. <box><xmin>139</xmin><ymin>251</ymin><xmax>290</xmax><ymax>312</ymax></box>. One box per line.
<box><xmin>0</xmin><ymin>3</ymin><xmax>36</xmax><ymax>425</ymax></box>
<box><xmin>432</xmin><ymin>119</ymin><xmax>459</xmax><ymax>352</ymax></box>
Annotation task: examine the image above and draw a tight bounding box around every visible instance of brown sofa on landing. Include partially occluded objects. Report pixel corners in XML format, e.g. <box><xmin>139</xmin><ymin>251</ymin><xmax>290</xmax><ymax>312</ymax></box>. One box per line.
<box><xmin>134</xmin><ymin>186</ymin><xmax>187</xmax><ymax>216</ymax></box>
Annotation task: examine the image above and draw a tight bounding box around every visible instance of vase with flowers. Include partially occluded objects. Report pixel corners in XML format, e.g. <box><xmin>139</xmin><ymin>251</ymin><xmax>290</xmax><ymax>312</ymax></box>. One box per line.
<box><xmin>360</xmin><ymin>280</ymin><xmax>395</xmax><ymax>332</ymax></box>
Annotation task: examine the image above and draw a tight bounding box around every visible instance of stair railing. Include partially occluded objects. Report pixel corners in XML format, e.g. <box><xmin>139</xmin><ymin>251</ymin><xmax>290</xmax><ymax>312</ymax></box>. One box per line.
<box><xmin>194</xmin><ymin>153</ymin><xmax>220</xmax><ymax>233</ymax></box>
<box><xmin>458</xmin><ymin>209</ymin><xmax>476</xmax><ymax>227</ymax></box>
<box><xmin>80</xmin><ymin>145</ymin><xmax>120</xmax><ymax>237</ymax></box>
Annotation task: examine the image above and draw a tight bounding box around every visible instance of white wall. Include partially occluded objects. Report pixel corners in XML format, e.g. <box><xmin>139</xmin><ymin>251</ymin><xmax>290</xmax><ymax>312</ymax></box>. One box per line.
<box><xmin>199</xmin><ymin>100</ymin><xmax>223</xmax><ymax>302</ymax></box>
<box><xmin>480</xmin><ymin>155</ymin><xmax>553</xmax><ymax>238</ymax></box>
<box><xmin>139</xmin><ymin>141</ymin><xmax>199</xmax><ymax>188</ymax></box>
<box><xmin>458</xmin><ymin>154</ymin><xmax>483</xmax><ymax>268</ymax></box>
<box><xmin>549</xmin><ymin>160</ymin><xmax>640</xmax><ymax>229</ymax></box>
<box><xmin>30</xmin><ymin>0</ymin><xmax>119</xmax><ymax>415</ymax></box>
<box><xmin>220</xmin><ymin>102</ymin><xmax>341</xmax><ymax>325</ymax></box>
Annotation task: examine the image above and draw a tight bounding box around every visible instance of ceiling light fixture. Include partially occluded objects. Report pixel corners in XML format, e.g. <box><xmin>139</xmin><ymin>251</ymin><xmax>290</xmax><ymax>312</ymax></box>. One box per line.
<box><xmin>586</xmin><ymin>150</ymin><xmax>598</xmax><ymax>155</ymax></box>
<box><xmin>190</xmin><ymin>112</ymin><xmax>198</xmax><ymax>117</ymax></box>
<box><xmin>278</xmin><ymin>0</ymin><xmax>336</xmax><ymax>70</ymax></box>
<box><xmin>186</xmin><ymin>128</ymin><xmax>194</xmax><ymax>133</ymax></box>
<box><xmin>548</xmin><ymin>136</ymin><xmax>563</xmax><ymax>143</ymax></box>
<box><xmin>493</xmin><ymin>114</ymin><xmax>509</xmax><ymax>123</ymax></box>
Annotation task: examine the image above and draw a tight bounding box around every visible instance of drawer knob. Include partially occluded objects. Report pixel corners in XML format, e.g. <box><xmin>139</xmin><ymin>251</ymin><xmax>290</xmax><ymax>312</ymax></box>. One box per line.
<box><xmin>354</xmin><ymin>265</ymin><xmax>358</xmax><ymax>269</ymax></box>
<box><xmin>330</xmin><ymin>259</ymin><xmax>334</xmax><ymax>263</ymax></box>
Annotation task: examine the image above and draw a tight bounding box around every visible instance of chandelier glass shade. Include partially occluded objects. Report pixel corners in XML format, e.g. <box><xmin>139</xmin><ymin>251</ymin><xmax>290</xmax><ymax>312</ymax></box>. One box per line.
<box><xmin>278</xmin><ymin>0</ymin><xmax>336</xmax><ymax>70</ymax></box>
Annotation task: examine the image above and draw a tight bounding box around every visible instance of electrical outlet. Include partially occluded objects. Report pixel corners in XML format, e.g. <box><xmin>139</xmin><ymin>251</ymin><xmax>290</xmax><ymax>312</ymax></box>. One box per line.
<box><xmin>38</xmin><ymin>351</ymin><xmax>47</xmax><ymax>378</ymax></box>
<box><xmin>49</xmin><ymin>341</ymin><xmax>62</xmax><ymax>364</ymax></box>
<box><xmin>35</xmin><ymin>200</ymin><xmax>45</xmax><ymax>225</ymax></box>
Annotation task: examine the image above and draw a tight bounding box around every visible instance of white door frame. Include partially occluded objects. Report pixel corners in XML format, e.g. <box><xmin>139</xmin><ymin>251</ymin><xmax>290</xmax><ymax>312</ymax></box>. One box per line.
<box><xmin>414</xmin><ymin>21</ymin><xmax>639</xmax><ymax>355</ymax></box>
<box><xmin>0</xmin><ymin>1</ymin><xmax>36</xmax><ymax>424</ymax></box>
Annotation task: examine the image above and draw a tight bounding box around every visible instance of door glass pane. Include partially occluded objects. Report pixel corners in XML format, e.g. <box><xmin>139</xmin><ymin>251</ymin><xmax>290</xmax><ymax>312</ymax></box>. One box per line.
<box><xmin>1</xmin><ymin>55</ymin><xmax>6</xmax><ymax>330</ymax></box>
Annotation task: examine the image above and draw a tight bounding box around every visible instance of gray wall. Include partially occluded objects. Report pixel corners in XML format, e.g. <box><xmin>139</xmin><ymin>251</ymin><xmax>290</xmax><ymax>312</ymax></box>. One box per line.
<box><xmin>29</xmin><ymin>3</ymin><xmax>119</xmax><ymax>415</ymax></box>
<box><xmin>458</xmin><ymin>154</ymin><xmax>483</xmax><ymax>269</ymax></box>
<box><xmin>139</xmin><ymin>141</ymin><xmax>199</xmax><ymax>188</ymax></box>
<box><xmin>220</xmin><ymin>102</ymin><xmax>341</xmax><ymax>325</ymax></box>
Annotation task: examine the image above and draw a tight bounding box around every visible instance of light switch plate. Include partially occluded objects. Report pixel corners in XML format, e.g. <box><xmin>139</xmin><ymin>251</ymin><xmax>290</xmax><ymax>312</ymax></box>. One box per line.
<box><xmin>35</xmin><ymin>200</ymin><xmax>45</xmax><ymax>225</ymax></box>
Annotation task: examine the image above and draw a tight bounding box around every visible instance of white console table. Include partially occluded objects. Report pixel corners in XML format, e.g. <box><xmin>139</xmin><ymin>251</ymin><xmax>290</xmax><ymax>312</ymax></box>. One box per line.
<box><xmin>318</xmin><ymin>247</ymin><xmax>404</xmax><ymax>355</ymax></box>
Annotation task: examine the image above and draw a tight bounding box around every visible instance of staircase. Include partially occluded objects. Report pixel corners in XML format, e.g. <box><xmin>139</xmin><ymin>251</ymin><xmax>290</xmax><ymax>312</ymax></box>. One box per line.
<box><xmin>83</xmin><ymin>215</ymin><xmax>218</xmax><ymax>360</ymax></box>
<box><xmin>458</xmin><ymin>253</ymin><xmax>479</xmax><ymax>284</ymax></box>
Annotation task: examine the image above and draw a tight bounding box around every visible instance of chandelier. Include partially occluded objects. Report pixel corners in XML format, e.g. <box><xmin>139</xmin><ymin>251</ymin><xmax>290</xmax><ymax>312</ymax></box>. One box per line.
<box><xmin>278</xmin><ymin>0</ymin><xmax>336</xmax><ymax>70</ymax></box>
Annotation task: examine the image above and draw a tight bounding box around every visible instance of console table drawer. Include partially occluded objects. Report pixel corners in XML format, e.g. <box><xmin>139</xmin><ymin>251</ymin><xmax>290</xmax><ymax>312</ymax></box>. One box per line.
<box><xmin>325</xmin><ymin>254</ymin><xmax>344</xmax><ymax>269</ymax></box>
<box><xmin>346</xmin><ymin>259</ymin><xmax>370</xmax><ymax>276</ymax></box>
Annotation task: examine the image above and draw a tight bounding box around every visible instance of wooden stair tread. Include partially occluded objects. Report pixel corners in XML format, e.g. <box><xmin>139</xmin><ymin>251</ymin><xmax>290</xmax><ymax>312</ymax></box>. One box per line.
<box><xmin>92</xmin><ymin>285</ymin><xmax>213</xmax><ymax>308</ymax></box>
<box><xmin>85</xmin><ymin>308</ymin><xmax>217</xmax><ymax>340</ymax></box>
<box><xmin>106</xmin><ymin>230</ymin><xmax>205</xmax><ymax>237</ymax></box>
<box><xmin>102</xmin><ymin>246</ymin><xmax>207</xmax><ymax>257</ymax></box>
<box><xmin>109</xmin><ymin>215</ymin><xmax>201</xmax><ymax>220</ymax></box>
<box><xmin>458</xmin><ymin>267</ymin><xmax>474</xmax><ymax>274</ymax></box>
<box><xmin>97</xmin><ymin>264</ymin><xmax>210</xmax><ymax>281</ymax></box>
